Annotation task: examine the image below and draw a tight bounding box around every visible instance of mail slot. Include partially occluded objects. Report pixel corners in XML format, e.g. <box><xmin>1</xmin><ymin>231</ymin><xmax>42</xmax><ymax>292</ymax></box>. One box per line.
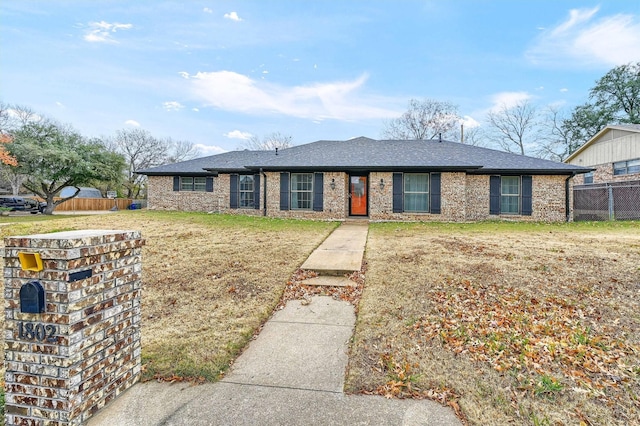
<box><xmin>19</xmin><ymin>280</ymin><xmax>46</xmax><ymax>313</ymax></box>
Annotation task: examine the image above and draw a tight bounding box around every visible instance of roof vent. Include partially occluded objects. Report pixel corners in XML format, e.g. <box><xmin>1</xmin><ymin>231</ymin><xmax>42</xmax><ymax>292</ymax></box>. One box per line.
<box><xmin>275</xmin><ymin>147</ymin><xmax>278</xmax><ymax>156</ymax></box>
<box><xmin>439</xmin><ymin>133</ymin><xmax>442</xmax><ymax>143</ymax></box>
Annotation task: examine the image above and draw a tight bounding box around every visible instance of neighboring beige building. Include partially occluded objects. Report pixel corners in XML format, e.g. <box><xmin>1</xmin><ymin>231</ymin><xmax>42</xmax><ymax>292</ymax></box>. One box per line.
<box><xmin>566</xmin><ymin>124</ymin><xmax>640</xmax><ymax>185</ymax></box>
<box><xmin>139</xmin><ymin>137</ymin><xmax>590</xmax><ymax>222</ymax></box>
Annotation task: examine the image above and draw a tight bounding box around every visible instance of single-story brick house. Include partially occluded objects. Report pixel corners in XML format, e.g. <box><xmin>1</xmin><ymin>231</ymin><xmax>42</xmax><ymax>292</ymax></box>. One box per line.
<box><xmin>139</xmin><ymin>137</ymin><xmax>590</xmax><ymax>222</ymax></box>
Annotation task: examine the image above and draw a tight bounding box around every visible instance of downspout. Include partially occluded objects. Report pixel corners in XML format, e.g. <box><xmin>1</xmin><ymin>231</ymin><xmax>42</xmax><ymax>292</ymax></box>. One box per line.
<box><xmin>565</xmin><ymin>172</ymin><xmax>576</xmax><ymax>222</ymax></box>
<box><xmin>260</xmin><ymin>168</ymin><xmax>267</xmax><ymax>217</ymax></box>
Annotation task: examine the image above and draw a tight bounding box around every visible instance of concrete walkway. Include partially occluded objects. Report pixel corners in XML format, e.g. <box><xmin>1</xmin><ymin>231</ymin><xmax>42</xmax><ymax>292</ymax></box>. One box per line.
<box><xmin>88</xmin><ymin>222</ymin><xmax>462</xmax><ymax>426</ymax></box>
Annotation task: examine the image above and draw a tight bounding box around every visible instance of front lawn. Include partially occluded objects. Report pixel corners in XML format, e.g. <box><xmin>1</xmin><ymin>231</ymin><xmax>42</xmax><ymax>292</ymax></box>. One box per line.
<box><xmin>0</xmin><ymin>211</ymin><xmax>338</xmax><ymax>381</ymax></box>
<box><xmin>347</xmin><ymin>221</ymin><xmax>640</xmax><ymax>425</ymax></box>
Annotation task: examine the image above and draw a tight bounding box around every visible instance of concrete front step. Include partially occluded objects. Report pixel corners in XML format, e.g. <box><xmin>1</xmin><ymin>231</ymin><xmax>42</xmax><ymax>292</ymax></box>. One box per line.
<box><xmin>300</xmin><ymin>276</ymin><xmax>355</xmax><ymax>287</ymax></box>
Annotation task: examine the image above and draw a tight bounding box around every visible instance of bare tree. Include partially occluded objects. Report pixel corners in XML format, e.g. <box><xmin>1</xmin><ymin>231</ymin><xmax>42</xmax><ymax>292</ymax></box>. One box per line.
<box><xmin>165</xmin><ymin>138</ymin><xmax>201</xmax><ymax>163</ymax></box>
<box><xmin>109</xmin><ymin>128</ymin><xmax>170</xmax><ymax>198</ymax></box>
<box><xmin>243</xmin><ymin>132</ymin><xmax>293</xmax><ymax>150</ymax></box>
<box><xmin>382</xmin><ymin>98</ymin><xmax>461</xmax><ymax>140</ymax></box>
<box><xmin>535</xmin><ymin>107</ymin><xmax>576</xmax><ymax>162</ymax></box>
<box><xmin>461</xmin><ymin>125</ymin><xmax>487</xmax><ymax>146</ymax></box>
<box><xmin>486</xmin><ymin>100</ymin><xmax>539</xmax><ymax>155</ymax></box>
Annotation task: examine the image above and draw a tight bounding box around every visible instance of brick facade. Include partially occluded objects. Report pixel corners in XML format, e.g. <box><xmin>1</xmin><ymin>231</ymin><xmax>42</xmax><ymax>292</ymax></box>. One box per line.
<box><xmin>3</xmin><ymin>230</ymin><xmax>144</xmax><ymax>425</ymax></box>
<box><xmin>148</xmin><ymin>172</ymin><xmax>572</xmax><ymax>222</ymax></box>
<box><xmin>574</xmin><ymin>162</ymin><xmax>640</xmax><ymax>185</ymax></box>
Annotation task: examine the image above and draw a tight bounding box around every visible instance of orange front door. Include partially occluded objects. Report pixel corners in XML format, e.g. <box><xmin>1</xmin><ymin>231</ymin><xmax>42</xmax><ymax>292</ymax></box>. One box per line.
<box><xmin>350</xmin><ymin>176</ymin><xmax>368</xmax><ymax>216</ymax></box>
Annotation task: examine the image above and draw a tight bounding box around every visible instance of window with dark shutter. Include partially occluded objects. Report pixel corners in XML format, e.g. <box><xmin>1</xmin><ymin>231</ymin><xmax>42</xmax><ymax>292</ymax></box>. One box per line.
<box><xmin>430</xmin><ymin>173</ymin><xmax>441</xmax><ymax>214</ymax></box>
<box><xmin>521</xmin><ymin>175</ymin><xmax>532</xmax><ymax>216</ymax></box>
<box><xmin>206</xmin><ymin>177</ymin><xmax>214</xmax><ymax>193</ymax></box>
<box><xmin>229</xmin><ymin>174</ymin><xmax>239</xmax><ymax>209</ymax></box>
<box><xmin>313</xmin><ymin>173</ymin><xmax>323</xmax><ymax>211</ymax></box>
<box><xmin>489</xmin><ymin>176</ymin><xmax>501</xmax><ymax>215</ymax></box>
<box><xmin>253</xmin><ymin>174</ymin><xmax>261</xmax><ymax>210</ymax></box>
<box><xmin>173</xmin><ymin>176</ymin><xmax>180</xmax><ymax>191</ymax></box>
<box><xmin>280</xmin><ymin>172</ymin><xmax>290</xmax><ymax>210</ymax></box>
<box><xmin>392</xmin><ymin>173</ymin><xmax>403</xmax><ymax>213</ymax></box>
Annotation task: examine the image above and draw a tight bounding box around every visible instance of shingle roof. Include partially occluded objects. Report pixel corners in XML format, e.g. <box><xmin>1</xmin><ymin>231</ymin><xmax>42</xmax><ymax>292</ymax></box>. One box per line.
<box><xmin>137</xmin><ymin>150</ymin><xmax>275</xmax><ymax>175</ymax></box>
<box><xmin>139</xmin><ymin>137</ymin><xmax>590</xmax><ymax>176</ymax></box>
<box><xmin>246</xmin><ymin>137</ymin><xmax>589</xmax><ymax>174</ymax></box>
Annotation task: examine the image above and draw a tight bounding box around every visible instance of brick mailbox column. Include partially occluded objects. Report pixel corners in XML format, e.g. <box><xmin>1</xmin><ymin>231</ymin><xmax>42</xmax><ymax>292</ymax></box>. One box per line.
<box><xmin>3</xmin><ymin>230</ymin><xmax>144</xmax><ymax>425</ymax></box>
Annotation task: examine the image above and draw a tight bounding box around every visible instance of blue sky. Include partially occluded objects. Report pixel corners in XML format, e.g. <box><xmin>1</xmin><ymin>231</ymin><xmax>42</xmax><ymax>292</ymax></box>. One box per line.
<box><xmin>1</xmin><ymin>1</ymin><xmax>639</xmax><ymax>155</ymax></box>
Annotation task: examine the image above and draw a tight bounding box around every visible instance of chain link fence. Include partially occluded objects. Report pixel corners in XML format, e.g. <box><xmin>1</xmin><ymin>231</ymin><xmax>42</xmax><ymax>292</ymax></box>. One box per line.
<box><xmin>574</xmin><ymin>181</ymin><xmax>640</xmax><ymax>221</ymax></box>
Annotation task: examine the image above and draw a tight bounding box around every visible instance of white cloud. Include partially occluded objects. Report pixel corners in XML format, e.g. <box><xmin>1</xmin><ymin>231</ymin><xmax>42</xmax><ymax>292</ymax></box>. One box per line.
<box><xmin>192</xmin><ymin>108</ymin><xmax>200</xmax><ymax>112</ymax></box>
<box><xmin>461</xmin><ymin>115</ymin><xmax>480</xmax><ymax>128</ymax></box>
<box><xmin>178</xmin><ymin>71</ymin><xmax>190</xmax><ymax>79</ymax></box>
<box><xmin>526</xmin><ymin>7</ymin><xmax>640</xmax><ymax>67</ymax></box>
<box><xmin>224</xmin><ymin>130</ymin><xmax>253</xmax><ymax>140</ymax></box>
<box><xmin>83</xmin><ymin>21</ymin><xmax>132</xmax><ymax>43</ymax></box>
<box><xmin>185</xmin><ymin>70</ymin><xmax>401</xmax><ymax>121</ymax></box>
<box><xmin>203</xmin><ymin>7</ymin><xmax>213</xmax><ymax>14</ymax></box>
<box><xmin>559</xmin><ymin>88</ymin><xmax>569</xmax><ymax>93</ymax></box>
<box><xmin>224</xmin><ymin>12</ymin><xmax>242</xmax><ymax>22</ymax></box>
<box><xmin>55</xmin><ymin>101</ymin><xmax>65</xmax><ymax>108</ymax></box>
<box><xmin>124</xmin><ymin>119</ymin><xmax>140</xmax><ymax>127</ymax></box>
<box><xmin>162</xmin><ymin>101</ymin><xmax>184</xmax><ymax>111</ymax></box>
<box><xmin>489</xmin><ymin>91</ymin><xmax>533</xmax><ymax>112</ymax></box>
<box><xmin>195</xmin><ymin>144</ymin><xmax>226</xmax><ymax>155</ymax></box>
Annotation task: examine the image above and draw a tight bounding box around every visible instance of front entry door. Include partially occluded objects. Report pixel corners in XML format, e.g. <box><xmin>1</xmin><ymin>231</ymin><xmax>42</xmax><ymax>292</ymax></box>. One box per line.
<box><xmin>349</xmin><ymin>175</ymin><xmax>368</xmax><ymax>216</ymax></box>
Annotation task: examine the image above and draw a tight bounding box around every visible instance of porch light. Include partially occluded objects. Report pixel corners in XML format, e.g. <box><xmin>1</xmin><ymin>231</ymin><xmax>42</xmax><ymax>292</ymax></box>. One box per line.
<box><xmin>379</xmin><ymin>178</ymin><xmax>385</xmax><ymax>190</ymax></box>
<box><xmin>330</xmin><ymin>178</ymin><xmax>336</xmax><ymax>190</ymax></box>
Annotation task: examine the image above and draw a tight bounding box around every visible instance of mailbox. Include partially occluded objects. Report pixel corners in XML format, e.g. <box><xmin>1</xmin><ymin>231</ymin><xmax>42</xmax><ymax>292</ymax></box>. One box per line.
<box><xmin>19</xmin><ymin>280</ymin><xmax>46</xmax><ymax>313</ymax></box>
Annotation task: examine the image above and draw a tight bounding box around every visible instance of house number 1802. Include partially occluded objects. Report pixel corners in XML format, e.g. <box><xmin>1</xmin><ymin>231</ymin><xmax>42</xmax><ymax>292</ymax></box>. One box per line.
<box><xmin>17</xmin><ymin>322</ymin><xmax>57</xmax><ymax>343</ymax></box>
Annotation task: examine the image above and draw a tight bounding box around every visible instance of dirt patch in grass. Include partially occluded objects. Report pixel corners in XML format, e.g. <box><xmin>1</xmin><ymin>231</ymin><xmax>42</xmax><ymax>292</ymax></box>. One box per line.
<box><xmin>347</xmin><ymin>221</ymin><xmax>640</xmax><ymax>426</ymax></box>
<box><xmin>0</xmin><ymin>210</ymin><xmax>338</xmax><ymax>382</ymax></box>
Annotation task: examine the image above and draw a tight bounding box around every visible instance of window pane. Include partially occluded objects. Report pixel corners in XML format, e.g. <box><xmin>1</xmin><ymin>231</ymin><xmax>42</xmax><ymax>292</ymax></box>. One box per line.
<box><xmin>627</xmin><ymin>159</ymin><xmax>640</xmax><ymax>174</ymax></box>
<box><xmin>501</xmin><ymin>176</ymin><xmax>519</xmax><ymax>195</ymax></box>
<box><xmin>404</xmin><ymin>193</ymin><xmax>428</xmax><ymax>212</ymax></box>
<box><xmin>180</xmin><ymin>177</ymin><xmax>193</xmax><ymax>191</ymax></box>
<box><xmin>194</xmin><ymin>177</ymin><xmax>207</xmax><ymax>192</ymax></box>
<box><xmin>403</xmin><ymin>173</ymin><xmax>429</xmax><ymax>212</ymax></box>
<box><xmin>404</xmin><ymin>174</ymin><xmax>429</xmax><ymax>192</ymax></box>
<box><xmin>291</xmin><ymin>191</ymin><xmax>312</xmax><ymax>209</ymax></box>
<box><xmin>613</xmin><ymin>161</ymin><xmax>626</xmax><ymax>175</ymax></box>
<box><xmin>501</xmin><ymin>195</ymin><xmax>520</xmax><ymax>214</ymax></box>
<box><xmin>239</xmin><ymin>175</ymin><xmax>254</xmax><ymax>208</ymax></box>
<box><xmin>291</xmin><ymin>173</ymin><xmax>313</xmax><ymax>210</ymax></box>
<box><xmin>583</xmin><ymin>172</ymin><xmax>594</xmax><ymax>184</ymax></box>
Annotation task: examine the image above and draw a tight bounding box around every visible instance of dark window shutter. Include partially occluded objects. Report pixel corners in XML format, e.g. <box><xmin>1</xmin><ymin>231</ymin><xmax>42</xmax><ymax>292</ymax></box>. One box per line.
<box><xmin>392</xmin><ymin>173</ymin><xmax>403</xmax><ymax>213</ymax></box>
<box><xmin>430</xmin><ymin>173</ymin><xmax>441</xmax><ymax>214</ymax></box>
<box><xmin>173</xmin><ymin>176</ymin><xmax>180</xmax><ymax>191</ymax></box>
<box><xmin>313</xmin><ymin>173</ymin><xmax>324</xmax><ymax>211</ymax></box>
<box><xmin>490</xmin><ymin>176</ymin><xmax>501</xmax><ymax>215</ymax></box>
<box><xmin>229</xmin><ymin>174</ymin><xmax>239</xmax><ymax>209</ymax></box>
<box><xmin>521</xmin><ymin>175</ymin><xmax>532</xmax><ymax>216</ymax></box>
<box><xmin>206</xmin><ymin>177</ymin><xmax>214</xmax><ymax>193</ymax></box>
<box><xmin>253</xmin><ymin>174</ymin><xmax>261</xmax><ymax>210</ymax></box>
<box><xmin>280</xmin><ymin>172</ymin><xmax>290</xmax><ymax>210</ymax></box>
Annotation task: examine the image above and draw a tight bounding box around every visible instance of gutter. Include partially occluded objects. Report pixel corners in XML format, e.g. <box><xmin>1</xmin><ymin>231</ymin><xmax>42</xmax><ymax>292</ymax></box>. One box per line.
<box><xmin>260</xmin><ymin>168</ymin><xmax>267</xmax><ymax>217</ymax></box>
<box><xmin>565</xmin><ymin>172</ymin><xmax>576</xmax><ymax>222</ymax></box>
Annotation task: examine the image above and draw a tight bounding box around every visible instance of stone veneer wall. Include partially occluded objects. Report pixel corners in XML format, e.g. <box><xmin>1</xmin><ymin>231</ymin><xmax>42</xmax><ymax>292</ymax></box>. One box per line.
<box><xmin>465</xmin><ymin>174</ymin><xmax>569</xmax><ymax>222</ymax></box>
<box><xmin>264</xmin><ymin>171</ymin><xmax>347</xmax><ymax>220</ymax></box>
<box><xmin>3</xmin><ymin>230</ymin><xmax>144</xmax><ymax>426</ymax></box>
<box><xmin>369</xmin><ymin>172</ymin><xmax>467</xmax><ymax>222</ymax></box>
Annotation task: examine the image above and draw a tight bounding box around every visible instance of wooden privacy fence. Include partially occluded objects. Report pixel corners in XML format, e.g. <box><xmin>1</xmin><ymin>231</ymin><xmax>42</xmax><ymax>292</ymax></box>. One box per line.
<box><xmin>51</xmin><ymin>197</ymin><xmax>142</xmax><ymax>211</ymax></box>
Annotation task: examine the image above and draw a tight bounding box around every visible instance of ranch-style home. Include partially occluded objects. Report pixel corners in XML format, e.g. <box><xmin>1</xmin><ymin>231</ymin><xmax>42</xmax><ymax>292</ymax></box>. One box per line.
<box><xmin>139</xmin><ymin>137</ymin><xmax>590</xmax><ymax>222</ymax></box>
